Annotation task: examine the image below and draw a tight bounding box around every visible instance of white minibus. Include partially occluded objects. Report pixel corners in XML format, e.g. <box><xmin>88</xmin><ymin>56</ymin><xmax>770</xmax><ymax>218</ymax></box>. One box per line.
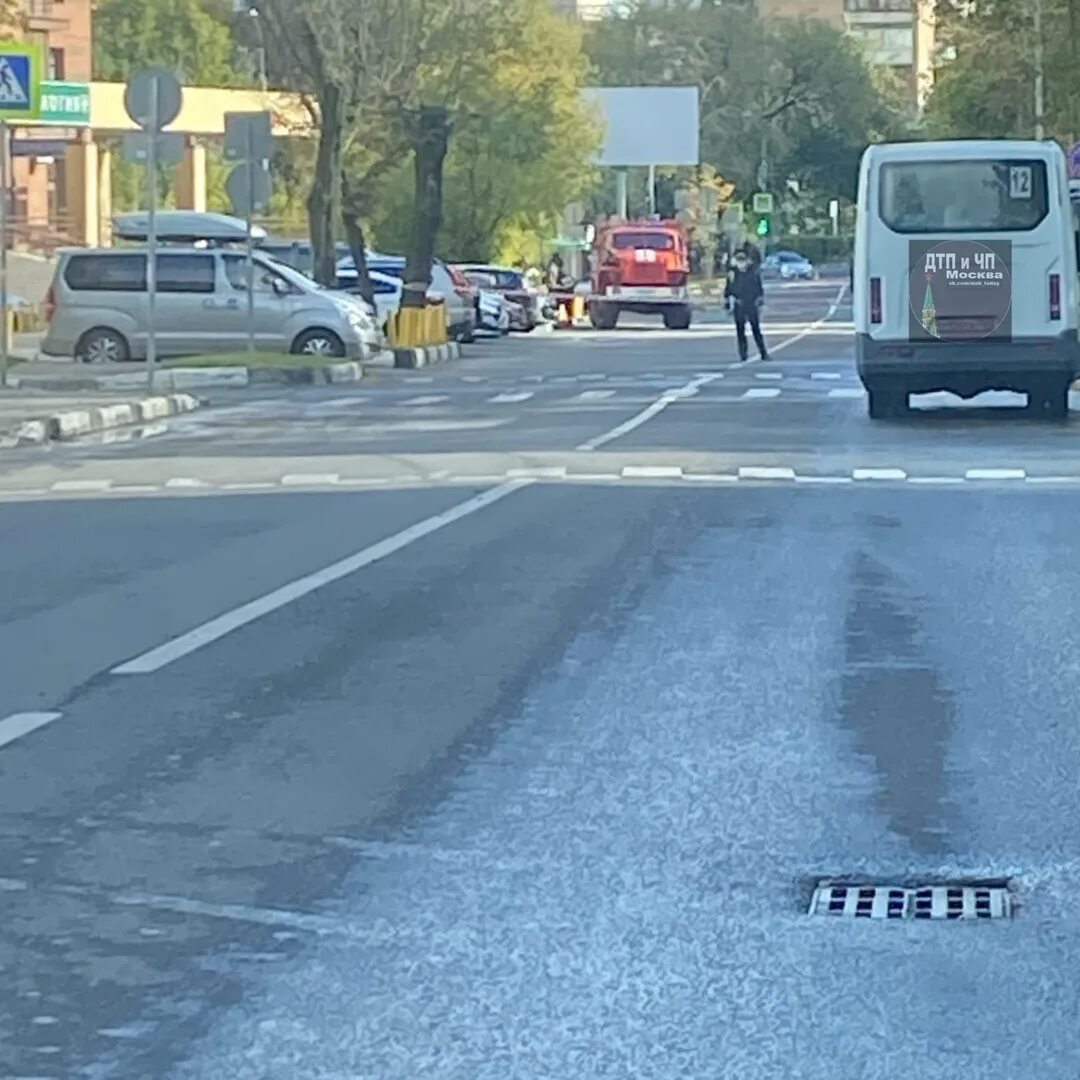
<box><xmin>854</xmin><ymin>139</ymin><xmax>1080</xmax><ymax>418</ymax></box>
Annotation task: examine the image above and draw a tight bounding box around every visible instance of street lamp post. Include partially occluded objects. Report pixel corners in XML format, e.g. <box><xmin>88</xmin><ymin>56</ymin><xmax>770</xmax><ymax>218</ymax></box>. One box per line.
<box><xmin>248</xmin><ymin>5</ymin><xmax>268</xmax><ymax>92</ymax></box>
<box><xmin>1034</xmin><ymin>0</ymin><xmax>1045</xmax><ymax>139</ymax></box>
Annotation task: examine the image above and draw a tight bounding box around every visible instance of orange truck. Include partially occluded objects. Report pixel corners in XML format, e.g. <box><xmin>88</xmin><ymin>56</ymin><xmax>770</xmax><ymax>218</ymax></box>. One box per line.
<box><xmin>588</xmin><ymin>217</ymin><xmax>692</xmax><ymax>330</ymax></box>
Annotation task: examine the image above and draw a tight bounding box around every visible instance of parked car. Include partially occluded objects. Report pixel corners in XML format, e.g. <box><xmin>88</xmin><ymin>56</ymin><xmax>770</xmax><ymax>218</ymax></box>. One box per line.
<box><xmin>762</xmin><ymin>250</ymin><xmax>817</xmax><ymax>280</ymax></box>
<box><xmin>457</xmin><ymin>268</ymin><xmax>509</xmax><ymax>335</ymax></box>
<box><xmin>457</xmin><ymin>264</ymin><xmax>542</xmax><ymax>330</ymax></box>
<box><xmin>41</xmin><ymin>247</ymin><xmax>381</xmax><ymax>362</ymax></box>
<box><xmin>255</xmin><ymin>238</ymin><xmax>352</xmax><ymax>275</ymax></box>
<box><xmin>339</xmin><ymin>253</ymin><xmax>476</xmax><ymax>343</ymax></box>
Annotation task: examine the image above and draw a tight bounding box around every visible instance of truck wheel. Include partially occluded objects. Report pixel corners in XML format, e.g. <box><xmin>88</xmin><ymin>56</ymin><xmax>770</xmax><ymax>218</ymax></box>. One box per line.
<box><xmin>867</xmin><ymin>384</ymin><xmax>907</xmax><ymax>420</ymax></box>
<box><xmin>589</xmin><ymin>303</ymin><xmax>618</xmax><ymax>330</ymax></box>
<box><xmin>663</xmin><ymin>306</ymin><xmax>692</xmax><ymax>330</ymax></box>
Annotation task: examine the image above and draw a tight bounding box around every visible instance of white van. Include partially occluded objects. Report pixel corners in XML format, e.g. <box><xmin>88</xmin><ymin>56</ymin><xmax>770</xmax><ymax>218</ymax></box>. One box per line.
<box><xmin>854</xmin><ymin>139</ymin><xmax>1080</xmax><ymax>418</ymax></box>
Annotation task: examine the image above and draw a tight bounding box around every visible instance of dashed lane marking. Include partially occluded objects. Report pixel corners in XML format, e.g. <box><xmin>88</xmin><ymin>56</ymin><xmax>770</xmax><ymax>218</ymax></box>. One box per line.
<box><xmin>754</xmin><ymin>372</ymin><xmax>783</xmax><ymax>380</ymax></box>
<box><xmin>400</xmin><ymin>395</ymin><xmax>448</xmax><ymax>405</ymax></box>
<box><xmin>280</xmin><ymin>474</ymin><xmax>341</xmax><ymax>486</ymax></box>
<box><xmin>488</xmin><ymin>391</ymin><xmax>534</xmax><ymax>403</ymax></box>
<box><xmin>0</xmin><ymin>712</ymin><xmax>62</xmax><ymax>751</ymax></box>
<box><xmin>577</xmin><ymin>389</ymin><xmax>617</xmax><ymax>401</ymax></box>
<box><xmin>965</xmin><ymin>468</ymin><xmax>1026</xmax><ymax>480</ymax></box>
<box><xmin>739</xmin><ymin>466</ymin><xmax>797</xmax><ymax>480</ymax></box>
<box><xmin>743</xmin><ymin>387</ymin><xmax>781</xmax><ymax>399</ymax></box>
<box><xmin>853</xmin><ymin>468</ymin><xmax>907</xmax><ymax>481</ymax></box>
<box><xmin>112</xmin><ymin>481</ymin><xmax>531</xmax><ymax>675</ymax></box>
<box><xmin>621</xmin><ymin>465</ymin><xmax>684</xmax><ymax>478</ymax></box>
<box><xmin>828</xmin><ymin>388</ymin><xmax>867</xmax><ymax>398</ymax></box>
<box><xmin>812</xmin><ymin>372</ymin><xmax>844</xmax><ymax>380</ymax></box>
<box><xmin>51</xmin><ymin>479</ymin><xmax>112</xmax><ymax>492</ymax></box>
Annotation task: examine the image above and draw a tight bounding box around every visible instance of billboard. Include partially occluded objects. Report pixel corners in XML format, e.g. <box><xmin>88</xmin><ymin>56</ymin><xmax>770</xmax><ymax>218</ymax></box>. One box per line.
<box><xmin>583</xmin><ymin>86</ymin><xmax>700</xmax><ymax>167</ymax></box>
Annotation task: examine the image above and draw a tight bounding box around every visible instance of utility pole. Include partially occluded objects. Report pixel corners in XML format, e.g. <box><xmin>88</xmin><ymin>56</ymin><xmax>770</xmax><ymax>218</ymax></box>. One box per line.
<box><xmin>1035</xmin><ymin>0</ymin><xmax>1045</xmax><ymax>139</ymax></box>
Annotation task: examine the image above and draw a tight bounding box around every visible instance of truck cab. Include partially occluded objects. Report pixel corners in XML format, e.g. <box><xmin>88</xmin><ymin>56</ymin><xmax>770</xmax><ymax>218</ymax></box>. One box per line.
<box><xmin>588</xmin><ymin>219</ymin><xmax>692</xmax><ymax>330</ymax></box>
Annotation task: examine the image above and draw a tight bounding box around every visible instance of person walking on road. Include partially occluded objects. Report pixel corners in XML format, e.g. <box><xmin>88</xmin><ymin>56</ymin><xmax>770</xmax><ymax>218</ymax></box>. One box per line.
<box><xmin>724</xmin><ymin>246</ymin><xmax>768</xmax><ymax>362</ymax></box>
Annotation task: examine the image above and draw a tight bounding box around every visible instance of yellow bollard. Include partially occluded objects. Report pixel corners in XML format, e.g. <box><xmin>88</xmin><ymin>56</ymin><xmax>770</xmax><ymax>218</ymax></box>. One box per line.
<box><xmin>571</xmin><ymin>296</ymin><xmax>585</xmax><ymax>321</ymax></box>
<box><xmin>557</xmin><ymin>303</ymin><xmax>568</xmax><ymax>325</ymax></box>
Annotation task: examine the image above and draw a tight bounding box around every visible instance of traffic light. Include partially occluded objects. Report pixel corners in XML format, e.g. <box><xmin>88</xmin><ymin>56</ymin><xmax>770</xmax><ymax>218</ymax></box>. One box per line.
<box><xmin>756</xmin><ymin>215</ymin><xmax>770</xmax><ymax>237</ymax></box>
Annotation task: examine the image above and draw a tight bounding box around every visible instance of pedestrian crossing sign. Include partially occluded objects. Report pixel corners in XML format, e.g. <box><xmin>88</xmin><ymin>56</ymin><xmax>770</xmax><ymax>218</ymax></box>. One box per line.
<box><xmin>0</xmin><ymin>43</ymin><xmax>42</xmax><ymax>121</ymax></box>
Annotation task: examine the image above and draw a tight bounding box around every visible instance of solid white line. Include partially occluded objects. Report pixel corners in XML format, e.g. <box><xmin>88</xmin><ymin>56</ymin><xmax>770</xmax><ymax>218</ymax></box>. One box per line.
<box><xmin>965</xmin><ymin>468</ymin><xmax>1026</xmax><ymax>480</ymax></box>
<box><xmin>506</xmin><ymin>466</ymin><xmax>567</xmax><ymax>479</ymax></box>
<box><xmin>222</xmin><ymin>482</ymin><xmax>276</xmax><ymax>491</ymax></box>
<box><xmin>621</xmin><ymin>465</ymin><xmax>683</xmax><ymax>478</ymax></box>
<box><xmin>51</xmin><ymin>480</ymin><xmax>112</xmax><ymax>492</ymax></box>
<box><xmin>853</xmin><ymin>468</ymin><xmax>907</xmax><ymax>481</ymax></box>
<box><xmin>489</xmin><ymin>391</ymin><xmax>533</xmax><ymax>403</ymax></box>
<box><xmin>575</xmin><ymin>285</ymin><xmax>847</xmax><ymax>452</ymax></box>
<box><xmin>1026</xmin><ymin>475</ymin><xmax>1080</xmax><ymax>484</ymax></box>
<box><xmin>0</xmin><ymin>712</ymin><xmax>62</xmax><ymax>750</ymax></box>
<box><xmin>907</xmin><ymin>477</ymin><xmax>964</xmax><ymax>485</ymax></box>
<box><xmin>280</xmin><ymin>474</ymin><xmax>340</xmax><ymax>486</ymax></box>
<box><xmin>795</xmin><ymin>475</ymin><xmax>853</xmax><ymax>485</ymax></box>
<box><xmin>743</xmin><ymin>388</ymin><xmax>781</xmax><ymax>399</ymax></box>
<box><xmin>681</xmin><ymin>473</ymin><xmax>739</xmax><ymax>483</ymax></box>
<box><xmin>739</xmin><ymin>466</ymin><xmax>797</xmax><ymax>480</ymax></box>
<box><xmin>112</xmin><ymin>481</ymin><xmax>529</xmax><ymax>675</ymax></box>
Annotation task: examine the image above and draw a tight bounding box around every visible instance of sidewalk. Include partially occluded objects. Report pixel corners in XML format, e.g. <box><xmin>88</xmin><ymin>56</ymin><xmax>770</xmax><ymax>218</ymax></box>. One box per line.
<box><xmin>0</xmin><ymin>387</ymin><xmax>201</xmax><ymax>448</ymax></box>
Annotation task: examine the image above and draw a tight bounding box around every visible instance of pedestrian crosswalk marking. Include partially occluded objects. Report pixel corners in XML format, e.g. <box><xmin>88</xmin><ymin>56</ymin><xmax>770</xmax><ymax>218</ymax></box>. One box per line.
<box><xmin>0</xmin><ymin>58</ymin><xmax>29</xmax><ymax>104</ymax></box>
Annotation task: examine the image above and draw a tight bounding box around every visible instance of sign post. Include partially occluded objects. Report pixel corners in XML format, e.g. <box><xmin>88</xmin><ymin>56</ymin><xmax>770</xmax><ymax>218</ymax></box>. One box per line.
<box><xmin>224</xmin><ymin>111</ymin><xmax>273</xmax><ymax>355</ymax></box>
<box><xmin>0</xmin><ymin>42</ymin><xmax>43</xmax><ymax>387</ymax></box>
<box><xmin>123</xmin><ymin>68</ymin><xmax>182</xmax><ymax>389</ymax></box>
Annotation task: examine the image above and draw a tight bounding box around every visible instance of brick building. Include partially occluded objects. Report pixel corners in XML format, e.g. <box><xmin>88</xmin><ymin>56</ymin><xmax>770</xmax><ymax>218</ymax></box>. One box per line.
<box><xmin>12</xmin><ymin>0</ymin><xmax>94</xmax><ymax>238</ymax></box>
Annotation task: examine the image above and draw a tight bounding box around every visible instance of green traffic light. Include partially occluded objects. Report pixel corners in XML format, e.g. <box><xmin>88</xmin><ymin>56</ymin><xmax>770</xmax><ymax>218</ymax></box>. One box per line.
<box><xmin>756</xmin><ymin>217</ymin><xmax>769</xmax><ymax>237</ymax></box>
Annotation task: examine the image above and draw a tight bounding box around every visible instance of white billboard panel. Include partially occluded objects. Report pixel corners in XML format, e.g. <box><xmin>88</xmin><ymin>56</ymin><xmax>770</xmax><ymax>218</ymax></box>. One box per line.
<box><xmin>583</xmin><ymin>86</ymin><xmax>700</xmax><ymax>167</ymax></box>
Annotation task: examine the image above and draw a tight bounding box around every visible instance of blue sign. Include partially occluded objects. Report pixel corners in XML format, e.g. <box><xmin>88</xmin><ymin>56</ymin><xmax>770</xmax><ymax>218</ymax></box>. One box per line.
<box><xmin>0</xmin><ymin>43</ymin><xmax>42</xmax><ymax>121</ymax></box>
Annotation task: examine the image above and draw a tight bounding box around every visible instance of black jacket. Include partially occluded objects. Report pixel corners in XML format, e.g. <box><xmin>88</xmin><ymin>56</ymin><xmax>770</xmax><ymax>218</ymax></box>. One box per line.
<box><xmin>725</xmin><ymin>264</ymin><xmax>763</xmax><ymax>307</ymax></box>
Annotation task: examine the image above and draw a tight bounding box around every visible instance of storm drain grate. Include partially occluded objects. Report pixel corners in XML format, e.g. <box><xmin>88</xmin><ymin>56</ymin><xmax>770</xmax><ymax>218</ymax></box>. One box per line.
<box><xmin>809</xmin><ymin>883</ymin><xmax>1012</xmax><ymax>920</ymax></box>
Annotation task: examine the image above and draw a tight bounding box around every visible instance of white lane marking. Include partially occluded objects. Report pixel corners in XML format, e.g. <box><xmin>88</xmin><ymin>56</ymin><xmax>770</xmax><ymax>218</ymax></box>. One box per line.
<box><xmin>221</xmin><ymin>482</ymin><xmax>277</xmax><ymax>491</ymax></box>
<box><xmin>907</xmin><ymin>477</ymin><xmax>964</xmax><ymax>485</ymax></box>
<box><xmin>506</xmin><ymin>466</ymin><xmax>568</xmax><ymax>479</ymax></box>
<box><xmin>489</xmin><ymin>391</ymin><xmax>534</xmax><ymax>403</ymax></box>
<box><xmin>460</xmin><ymin>376</ymin><xmax>485</xmax><ymax>383</ymax></box>
<box><xmin>575</xmin><ymin>284</ymin><xmax>846</xmax><ymax>452</ymax></box>
<box><xmin>965</xmin><ymin>468</ymin><xmax>1026</xmax><ymax>480</ymax></box>
<box><xmin>0</xmin><ymin>712</ymin><xmax>62</xmax><ymax>750</ymax></box>
<box><xmin>811</xmin><ymin>372</ymin><xmax>843</xmax><ymax>380</ymax></box>
<box><xmin>795</xmin><ymin>475</ymin><xmax>853</xmax><ymax>485</ymax></box>
<box><xmin>829</xmin><ymin>388</ymin><xmax>866</xmax><ymax>399</ymax></box>
<box><xmin>165</xmin><ymin>478</ymin><xmax>211</xmax><ymax>489</ymax></box>
<box><xmin>577</xmin><ymin>389</ymin><xmax>617</xmax><ymax>401</ymax></box>
<box><xmin>621</xmin><ymin>465</ymin><xmax>683</xmax><ymax>478</ymax></box>
<box><xmin>743</xmin><ymin>388</ymin><xmax>781</xmax><ymax>399</ymax></box>
<box><xmin>113</xmin><ymin>481</ymin><xmax>529</xmax><ymax>675</ymax></box>
<box><xmin>738</xmin><ymin>466</ymin><xmax>797</xmax><ymax>480</ymax></box>
<box><xmin>1026</xmin><ymin>475</ymin><xmax>1080</xmax><ymax>484</ymax></box>
<box><xmin>577</xmin><ymin>373</ymin><xmax>608</xmax><ymax>381</ymax></box>
<box><xmin>754</xmin><ymin>372</ymin><xmax>783</xmax><ymax>380</ymax></box>
<box><xmin>112</xmin><ymin>485</ymin><xmax>160</xmax><ymax>494</ymax></box>
<box><xmin>682</xmin><ymin>473</ymin><xmax>739</xmax><ymax>483</ymax></box>
<box><xmin>853</xmin><ymin>468</ymin><xmax>907</xmax><ymax>481</ymax></box>
<box><xmin>280</xmin><ymin>474</ymin><xmax>341</xmax><ymax>486</ymax></box>
<box><xmin>51</xmin><ymin>480</ymin><xmax>112</xmax><ymax>492</ymax></box>
<box><xmin>402</xmin><ymin>395</ymin><xmax>448</xmax><ymax>405</ymax></box>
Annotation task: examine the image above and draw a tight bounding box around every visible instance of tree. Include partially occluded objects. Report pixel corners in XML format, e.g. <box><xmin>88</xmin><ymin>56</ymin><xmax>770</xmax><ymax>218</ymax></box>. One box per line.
<box><xmin>584</xmin><ymin>2</ymin><xmax>908</xmax><ymax>203</ymax></box>
<box><xmin>925</xmin><ymin>0</ymin><xmax>1080</xmax><ymax>144</ymax></box>
<box><xmin>367</xmin><ymin>0</ymin><xmax>599</xmax><ymax>265</ymax></box>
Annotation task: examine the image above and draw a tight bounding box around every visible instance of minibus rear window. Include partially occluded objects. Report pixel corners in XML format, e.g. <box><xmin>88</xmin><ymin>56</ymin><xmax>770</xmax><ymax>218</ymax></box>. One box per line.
<box><xmin>879</xmin><ymin>159</ymin><xmax>1049</xmax><ymax>233</ymax></box>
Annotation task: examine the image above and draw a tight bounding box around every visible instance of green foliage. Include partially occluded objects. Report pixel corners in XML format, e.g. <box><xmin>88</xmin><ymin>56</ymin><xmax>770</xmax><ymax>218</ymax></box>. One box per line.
<box><xmin>93</xmin><ymin>0</ymin><xmax>241</xmax><ymax>85</ymax></box>
<box><xmin>367</xmin><ymin>0</ymin><xmax>599</xmax><ymax>262</ymax></box>
<box><xmin>585</xmin><ymin>2</ymin><xmax>911</xmax><ymax>202</ymax></box>
<box><xmin>925</xmin><ymin>0</ymin><xmax>1080</xmax><ymax>144</ymax></box>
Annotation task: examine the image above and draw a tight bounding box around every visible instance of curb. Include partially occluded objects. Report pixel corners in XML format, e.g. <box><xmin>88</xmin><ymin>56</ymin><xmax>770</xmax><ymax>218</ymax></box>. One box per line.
<box><xmin>393</xmin><ymin>342</ymin><xmax>462</xmax><ymax>369</ymax></box>
<box><xmin>0</xmin><ymin>393</ymin><xmax>202</xmax><ymax>449</ymax></box>
<box><xmin>9</xmin><ymin>360</ymin><xmax>366</xmax><ymax>392</ymax></box>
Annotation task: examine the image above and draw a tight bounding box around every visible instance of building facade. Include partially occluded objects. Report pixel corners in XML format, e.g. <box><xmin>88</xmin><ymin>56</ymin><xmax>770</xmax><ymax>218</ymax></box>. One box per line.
<box><xmin>758</xmin><ymin>0</ymin><xmax>936</xmax><ymax>108</ymax></box>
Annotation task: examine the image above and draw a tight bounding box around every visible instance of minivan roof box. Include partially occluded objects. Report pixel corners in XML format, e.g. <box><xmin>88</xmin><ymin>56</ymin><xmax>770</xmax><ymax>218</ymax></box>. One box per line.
<box><xmin>113</xmin><ymin>210</ymin><xmax>268</xmax><ymax>244</ymax></box>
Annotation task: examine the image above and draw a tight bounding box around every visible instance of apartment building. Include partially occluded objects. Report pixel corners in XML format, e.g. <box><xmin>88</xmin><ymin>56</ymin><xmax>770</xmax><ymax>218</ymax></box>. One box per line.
<box><xmin>12</xmin><ymin>0</ymin><xmax>94</xmax><ymax>236</ymax></box>
<box><xmin>758</xmin><ymin>0</ymin><xmax>936</xmax><ymax>108</ymax></box>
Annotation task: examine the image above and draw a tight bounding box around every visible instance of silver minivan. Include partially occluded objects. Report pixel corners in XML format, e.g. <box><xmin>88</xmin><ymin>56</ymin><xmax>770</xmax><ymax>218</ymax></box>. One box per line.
<box><xmin>41</xmin><ymin>247</ymin><xmax>382</xmax><ymax>363</ymax></box>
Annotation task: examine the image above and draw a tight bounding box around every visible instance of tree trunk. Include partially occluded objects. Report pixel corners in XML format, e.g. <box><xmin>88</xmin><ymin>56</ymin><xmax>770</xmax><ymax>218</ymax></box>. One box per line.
<box><xmin>342</xmin><ymin>177</ymin><xmax>374</xmax><ymax>307</ymax></box>
<box><xmin>308</xmin><ymin>82</ymin><xmax>343</xmax><ymax>288</ymax></box>
<box><xmin>402</xmin><ymin>105</ymin><xmax>452</xmax><ymax>309</ymax></box>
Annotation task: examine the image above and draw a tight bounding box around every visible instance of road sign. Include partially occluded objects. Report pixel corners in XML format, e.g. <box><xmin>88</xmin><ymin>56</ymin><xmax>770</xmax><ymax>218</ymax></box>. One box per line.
<box><xmin>122</xmin><ymin>131</ymin><xmax>184</xmax><ymax>165</ymax></box>
<box><xmin>124</xmin><ymin>68</ymin><xmax>183</xmax><ymax>131</ymax></box>
<box><xmin>752</xmin><ymin>192</ymin><xmax>773</xmax><ymax>215</ymax></box>
<box><xmin>0</xmin><ymin>42</ymin><xmax>42</xmax><ymax>122</ymax></box>
<box><xmin>224</xmin><ymin>111</ymin><xmax>273</xmax><ymax>163</ymax></box>
<box><xmin>226</xmin><ymin>161</ymin><xmax>271</xmax><ymax>215</ymax></box>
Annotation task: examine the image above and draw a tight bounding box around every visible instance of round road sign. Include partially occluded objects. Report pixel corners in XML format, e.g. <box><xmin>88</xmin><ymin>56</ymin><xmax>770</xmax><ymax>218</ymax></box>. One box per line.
<box><xmin>124</xmin><ymin>69</ymin><xmax>183</xmax><ymax>131</ymax></box>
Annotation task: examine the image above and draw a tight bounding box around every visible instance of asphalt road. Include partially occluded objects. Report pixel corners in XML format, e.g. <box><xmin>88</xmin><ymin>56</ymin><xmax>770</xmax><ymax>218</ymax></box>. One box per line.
<box><xmin>4</xmin><ymin>281</ymin><xmax>1080</xmax><ymax>1078</ymax></box>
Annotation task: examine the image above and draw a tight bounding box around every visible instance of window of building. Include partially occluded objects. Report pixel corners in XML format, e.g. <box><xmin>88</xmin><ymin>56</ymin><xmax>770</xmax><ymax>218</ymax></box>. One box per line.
<box><xmin>47</xmin><ymin>47</ymin><xmax>64</xmax><ymax>80</ymax></box>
